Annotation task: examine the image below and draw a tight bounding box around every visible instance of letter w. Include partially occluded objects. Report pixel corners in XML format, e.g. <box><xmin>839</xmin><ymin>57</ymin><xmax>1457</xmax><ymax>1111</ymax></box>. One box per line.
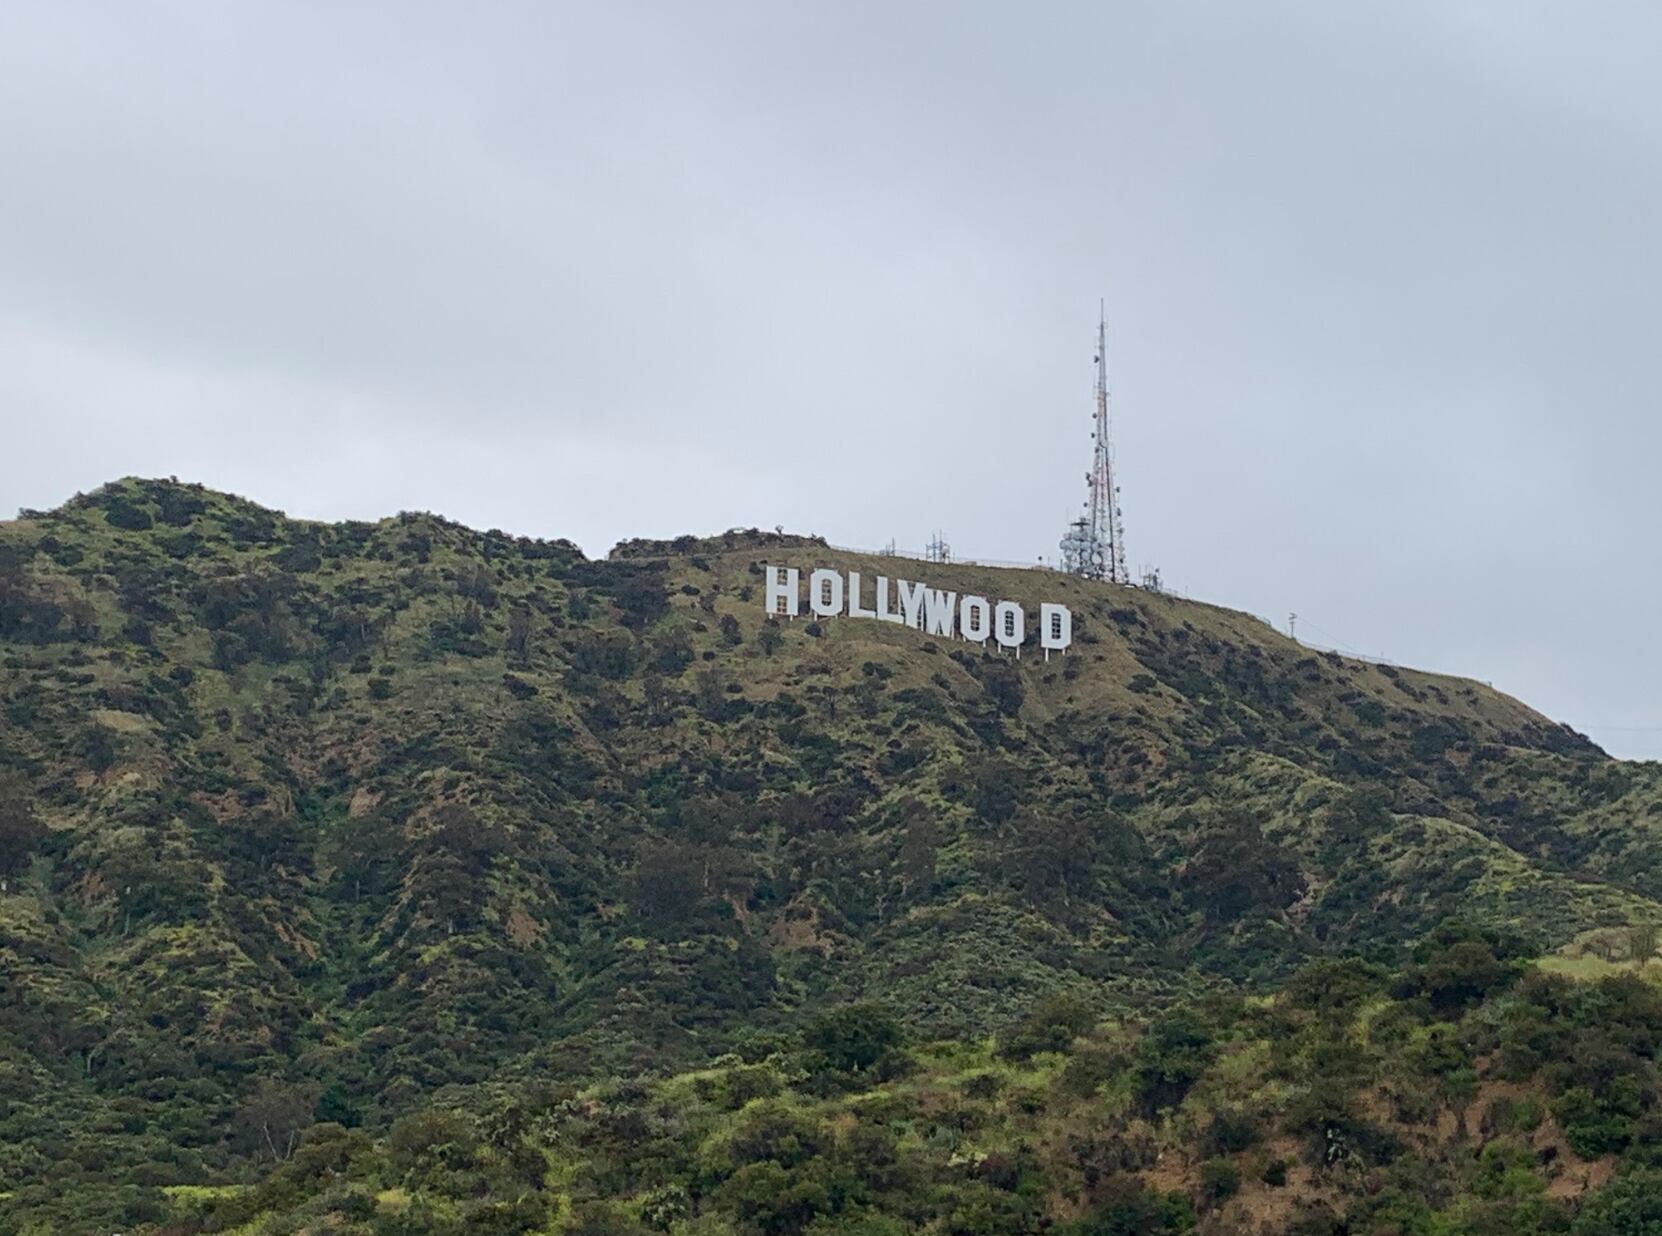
<box><xmin>923</xmin><ymin>589</ymin><xmax>957</xmax><ymax>637</ymax></box>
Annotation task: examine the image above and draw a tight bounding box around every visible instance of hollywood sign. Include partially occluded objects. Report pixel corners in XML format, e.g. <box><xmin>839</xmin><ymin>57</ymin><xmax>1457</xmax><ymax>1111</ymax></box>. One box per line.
<box><xmin>764</xmin><ymin>565</ymin><xmax>1072</xmax><ymax>657</ymax></box>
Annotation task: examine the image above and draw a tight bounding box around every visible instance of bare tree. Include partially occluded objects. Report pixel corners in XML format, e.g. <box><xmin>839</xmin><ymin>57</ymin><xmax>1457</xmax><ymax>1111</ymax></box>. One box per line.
<box><xmin>238</xmin><ymin>1078</ymin><xmax>318</xmax><ymax>1162</ymax></box>
<box><xmin>506</xmin><ymin>605</ymin><xmax>533</xmax><ymax>666</ymax></box>
<box><xmin>1631</xmin><ymin>922</ymin><xmax>1658</xmax><ymax>966</ymax></box>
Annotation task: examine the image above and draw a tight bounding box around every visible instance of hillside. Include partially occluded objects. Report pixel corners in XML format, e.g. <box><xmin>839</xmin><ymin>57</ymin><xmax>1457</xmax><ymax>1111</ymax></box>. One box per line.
<box><xmin>4</xmin><ymin>477</ymin><xmax>1662</xmax><ymax>1233</ymax></box>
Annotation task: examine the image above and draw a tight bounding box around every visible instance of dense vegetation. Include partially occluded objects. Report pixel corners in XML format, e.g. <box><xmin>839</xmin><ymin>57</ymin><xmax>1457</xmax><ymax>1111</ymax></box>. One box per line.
<box><xmin>100</xmin><ymin>933</ymin><xmax>1662</xmax><ymax>1236</ymax></box>
<box><xmin>4</xmin><ymin>478</ymin><xmax>1662</xmax><ymax>1234</ymax></box>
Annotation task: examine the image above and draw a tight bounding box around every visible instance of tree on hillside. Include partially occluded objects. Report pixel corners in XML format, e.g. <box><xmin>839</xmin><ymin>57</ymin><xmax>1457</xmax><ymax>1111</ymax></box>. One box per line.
<box><xmin>997</xmin><ymin>991</ymin><xmax>1097</xmax><ymax>1060</ymax></box>
<box><xmin>506</xmin><ymin>604</ymin><xmax>533</xmax><ymax>666</ymax></box>
<box><xmin>324</xmin><ymin>811</ymin><xmax>403</xmax><ymax>902</ymax></box>
<box><xmin>237</xmin><ymin>1078</ymin><xmax>318</xmax><ymax>1162</ymax></box>
<box><xmin>1328</xmin><ymin>786</ymin><xmax>1392</xmax><ymax>845</ymax></box>
<box><xmin>694</xmin><ymin>668</ymin><xmax>730</xmax><ymax>719</ymax></box>
<box><xmin>1569</xmin><ymin>1168</ymin><xmax>1662</xmax><ymax>1235</ymax></box>
<box><xmin>631</xmin><ymin>840</ymin><xmax>708</xmax><ymax>932</ymax></box>
<box><xmin>1631</xmin><ymin>922</ymin><xmax>1658</xmax><ymax>966</ymax></box>
<box><xmin>897</xmin><ymin>803</ymin><xmax>938</xmax><ymax>901</ymax></box>
<box><xmin>1007</xmin><ymin>809</ymin><xmax>1096</xmax><ymax>910</ymax></box>
<box><xmin>966</xmin><ymin>756</ymin><xmax>1023</xmax><ymax>828</ymax></box>
<box><xmin>222</xmin><ymin>805</ymin><xmax>307</xmax><ymax>879</ymax></box>
<box><xmin>631</xmin><ymin>835</ymin><xmax>755</xmax><ymax>936</ymax></box>
<box><xmin>0</xmin><ymin>774</ymin><xmax>47</xmax><ymax>881</ymax></box>
<box><xmin>803</xmin><ymin>1003</ymin><xmax>903</xmax><ymax>1076</ymax></box>
<box><xmin>570</xmin><ymin>629</ymin><xmax>636</xmax><ymax>681</ymax></box>
<box><xmin>652</xmin><ymin>627</ymin><xmax>694</xmax><ymax>674</ymax></box>
<box><xmin>1178</xmin><ymin>808</ymin><xmax>1305</xmax><ymax>926</ymax></box>
<box><xmin>979</xmin><ymin>659</ymin><xmax>1025</xmax><ymax>716</ymax></box>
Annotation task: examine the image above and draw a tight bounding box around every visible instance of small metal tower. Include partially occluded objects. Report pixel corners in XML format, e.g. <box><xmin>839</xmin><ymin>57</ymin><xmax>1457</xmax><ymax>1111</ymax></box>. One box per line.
<box><xmin>1059</xmin><ymin>303</ymin><xmax>1128</xmax><ymax>583</ymax></box>
<box><xmin>925</xmin><ymin>531</ymin><xmax>952</xmax><ymax>564</ymax></box>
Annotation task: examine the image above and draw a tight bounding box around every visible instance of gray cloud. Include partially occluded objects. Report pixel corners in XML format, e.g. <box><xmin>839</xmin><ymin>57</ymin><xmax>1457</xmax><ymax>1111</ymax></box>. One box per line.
<box><xmin>1</xmin><ymin>1</ymin><xmax>1658</xmax><ymax>755</ymax></box>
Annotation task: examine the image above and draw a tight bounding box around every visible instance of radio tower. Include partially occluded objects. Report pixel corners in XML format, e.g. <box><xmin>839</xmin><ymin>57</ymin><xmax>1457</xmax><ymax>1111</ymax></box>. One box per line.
<box><xmin>1059</xmin><ymin>302</ymin><xmax>1128</xmax><ymax>583</ymax></box>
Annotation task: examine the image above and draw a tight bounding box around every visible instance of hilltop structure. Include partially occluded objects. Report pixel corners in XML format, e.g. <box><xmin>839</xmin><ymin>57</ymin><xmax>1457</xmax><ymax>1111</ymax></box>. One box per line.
<box><xmin>1059</xmin><ymin>303</ymin><xmax>1129</xmax><ymax>584</ymax></box>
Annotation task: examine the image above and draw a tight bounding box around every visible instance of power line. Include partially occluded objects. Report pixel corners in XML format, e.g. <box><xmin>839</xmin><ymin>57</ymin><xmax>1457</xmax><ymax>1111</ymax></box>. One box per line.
<box><xmin>1291</xmin><ymin>617</ymin><xmax>1378</xmax><ymax>661</ymax></box>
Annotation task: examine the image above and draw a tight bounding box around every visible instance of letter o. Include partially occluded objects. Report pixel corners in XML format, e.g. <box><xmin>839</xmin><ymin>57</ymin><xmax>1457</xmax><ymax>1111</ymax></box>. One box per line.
<box><xmin>994</xmin><ymin>600</ymin><xmax>1024</xmax><ymax>648</ymax></box>
<box><xmin>960</xmin><ymin>595</ymin><xmax>991</xmax><ymax>642</ymax></box>
<box><xmin>809</xmin><ymin>568</ymin><xmax>843</xmax><ymax>617</ymax></box>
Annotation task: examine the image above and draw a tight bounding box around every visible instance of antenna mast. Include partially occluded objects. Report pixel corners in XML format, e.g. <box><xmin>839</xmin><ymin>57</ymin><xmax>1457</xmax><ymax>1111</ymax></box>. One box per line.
<box><xmin>1060</xmin><ymin>301</ymin><xmax>1128</xmax><ymax>583</ymax></box>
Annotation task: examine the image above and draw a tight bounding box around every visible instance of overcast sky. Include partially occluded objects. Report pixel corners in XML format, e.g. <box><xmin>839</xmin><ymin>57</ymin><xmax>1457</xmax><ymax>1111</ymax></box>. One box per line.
<box><xmin>2</xmin><ymin>2</ymin><xmax>1659</xmax><ymax>757</ymax></box>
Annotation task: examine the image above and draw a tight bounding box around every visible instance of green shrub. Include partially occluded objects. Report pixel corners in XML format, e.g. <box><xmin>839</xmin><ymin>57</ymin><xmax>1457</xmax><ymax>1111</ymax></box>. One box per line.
<box><xmin>1134</xmin><ymin>1010</ymin><xmax>1214</xmax><ymax>1114</ymax></box>
<box><xmin>998</xmin><ymin>992</ymin><xmax>1096</xmax><ymax>1061</ymax></box>
<box><xmin>105</xmin><ymin>497</ymin><xmax>154</xmax><ymax>530</ymax></box>
<box><xmin>1198</xmin><ymin>1158</ymin><xmax>1240</xmax><ymax>1204</ymax></box>
<box><xmin>803</xmin><ymin>1005</ymin><xmax>904</xmax><ymax>1077</ymax></box>
<box><xmin>1204</xmin><ymin>1107</ymin><xmax>1260</xmax><ymax>1156</ymax></box>
<box><xmin>1571</xmin><ymin>1169</ymin><xmax>1662</xmax><ymax>1235</ymax></box>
